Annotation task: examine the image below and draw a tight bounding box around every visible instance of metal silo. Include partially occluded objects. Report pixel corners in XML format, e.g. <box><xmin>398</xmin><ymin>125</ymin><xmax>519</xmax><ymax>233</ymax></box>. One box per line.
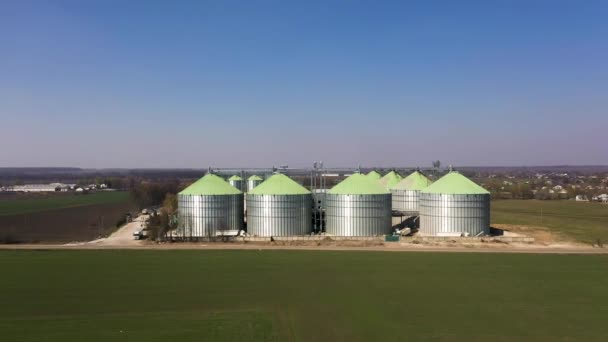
<box><xmin>228</xmin><ymin>175</ymin><xmax>244</xmax><ymax>192</ymax></box>
<box><xmin>419</xmin><ymin>172</ymin><xmax>490</xmax><ymax>236</ymax></box>
<box><xmin>326</xmin><ymin>173</ymin><xmax>392</xmax><ymax>236</ymax></box>
<box><xmin>367</xmin><ymin>170</ymin><xmax>381</xmax><ymax>181</ymax></box>
<box><xmin>379</xmin><ymin>171</ymin><xmax>402</xmax><ymax>190</ymax></box>
<box><xmin>246</xmin><ymin>173</ymin><xmax>312</xmax><ymax>236</ymax></box>
<box><xmin>178</xmin><ymin>174</ymin><xmax>244</xmax><ymax>237</ymax></box>
<box><xmin>247</xmin><ymin>175</ymin><xmax>263</xmax><ymax>192</ymax></box>
<box><xmin>390</xmin><ymin>171</ymin><xmax>432</xmax><ymax>215</ymax></box>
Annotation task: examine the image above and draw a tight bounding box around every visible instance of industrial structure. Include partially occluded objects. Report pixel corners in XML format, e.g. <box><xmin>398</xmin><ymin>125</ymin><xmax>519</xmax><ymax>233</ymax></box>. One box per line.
<box><xmin>177</xmin><ymin>174</ymin><xmax>244</xmax><ymax>237</ymax></box>
<box><xmin>325</xmin><ymin>173</ymin><xmax>392</xmax><ymax>236</ymax></box>
<box><xmin>391</xmin><ymin>171</ymin><xmax>432</xmax><ymax>215</ymax></box>
<box><xmin>228</xmin><ymin>175</ymin><xmax>244</xmax><ymax>192</ymax></box>
<box><xmin>378</xmin><ymin>171</ymin><xmax>402</xmax><ymax>190</ymax></box>
<box><xmin>1</xmin><ymin>183</ymin><xmax>77</xmax><ymax>192</ymax></box>
<box><xmin>175</xmin><ymin>166</ymin><xmax>493</xmax><ymax>240</ymax></box>
<box><xmin>419</xmin><ymin>172</ymin><xmax>490</xmax><ymax>236</ymax></box>
<box><xmin>247</xmin><ymin>175</ymin><xmax>263</xmax><ymax>192</ymax></box>
<box><xmin>246</xmin><ymin>173</ymin><xmax>312</xmax><ymax>236</ymax></box>
<box><xmin>366</xmin><ymin>170</ymin><xmax>381</xmax><ymax>181</ymax></box>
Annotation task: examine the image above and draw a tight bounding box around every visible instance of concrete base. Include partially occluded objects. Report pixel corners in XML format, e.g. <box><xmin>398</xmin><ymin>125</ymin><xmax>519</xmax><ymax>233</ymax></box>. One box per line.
<box><xmin>402</xmin><ymin>236</ymin><xmax>535</xmax><ymax>243</ymax></box>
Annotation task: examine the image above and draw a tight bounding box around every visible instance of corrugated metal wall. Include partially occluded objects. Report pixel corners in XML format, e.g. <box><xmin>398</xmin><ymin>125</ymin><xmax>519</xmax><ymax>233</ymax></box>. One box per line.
<box><xmin>419</xmin><ymin>193</ymin><xmax>490</xmax><ymax>236</ymax></box>
<box><xmin>391</xmin><ymin>189</ymin><xmax>421</xmax><ymax>215</ymax></box>
<box><xmin>246</xmin><ymin>194</ymin><xmax>312</xmax><ymax>236</ymax></box>
<box><xmin>229</xmin><ymin>180</ymin><xmax>243</xmax><ymax>192</ymax></box>
<box><xmin>247</xmin><ymin>179</ymin><xmax>262</xmax><ymax>192</ymax></box>
<box><xmin>178</xmin><ymin>194</ymin><xmax>244</xmax><ymax>237</ymax></box>
<box><xmin>325</xmin><ymin>194</ymin><xmax>392</xmax><ymax>236</ymax></box>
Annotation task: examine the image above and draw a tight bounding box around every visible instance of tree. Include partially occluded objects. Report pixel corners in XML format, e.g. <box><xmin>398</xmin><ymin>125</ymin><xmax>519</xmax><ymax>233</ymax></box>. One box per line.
<box><xmin>161</xmin><ymin>193</ymin><xmax>179</xmax><ymax>239</ymax></box>
<box><xmin>163</xmin><ymin>193</ymin><xmax>178</xmax><ymax>215</ymax></box>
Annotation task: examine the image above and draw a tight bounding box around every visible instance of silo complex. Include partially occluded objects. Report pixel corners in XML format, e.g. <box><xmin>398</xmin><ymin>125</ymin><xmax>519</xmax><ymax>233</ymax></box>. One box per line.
<box><xmin>178</xmin><ymin>174</ymin><xmax>244</xmax><ymax>237</ymax></box>
<box><xmin>390</xmin><ymin>171</ymin><xmax>432</xmax><ymax>215</ymax></box>
<box><xmin>367</xmin><ymin>170</ymin><xmax>381</xmax><ymax>181</ymax></box>
<box><xmin>246</xmin><ymin>174</ymin><xmax>312</xmax><ymax>236</ymax></box>
<box><xmin>379</xmin><ymin>171</ymin><xmax>402</xmax><ymax>190</ymax></box>
<box><xmin>419</xmin><ymin>172</ymin><xmax>490</xmax><ymax>236</ymax></box>
<box><xmin>228</xmin><ymin>175</ymin><xmax>244</xmax><ymax>192</ymax></box>
<box><xmin>326</xmin><ymin>173</ymin><xmax>392</xmax><ymax>236</ymax></box>
<box><xmin>247</xmin><ymin>175</ymin><xmax>263</xmax><ymax>192</ymax></box>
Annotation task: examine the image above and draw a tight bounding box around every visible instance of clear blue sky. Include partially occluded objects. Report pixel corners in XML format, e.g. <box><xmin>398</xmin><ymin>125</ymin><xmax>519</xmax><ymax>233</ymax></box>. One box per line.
<box><xmin>1</xmin><ymin>0</ymin><xmax>607</xmax><ymax>168</ymax></box>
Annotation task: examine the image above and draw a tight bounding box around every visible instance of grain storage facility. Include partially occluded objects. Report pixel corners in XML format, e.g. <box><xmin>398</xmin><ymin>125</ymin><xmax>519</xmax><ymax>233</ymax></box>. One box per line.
<box><xmin>390</xmin><ymin>171</ymin><xmax>432</xmax><ymax>215</ymax></box>
<box><xmin>379</xmin><ymin>171</ymin><xmax>402</xmax><ymax>190</ymax></box>
<box><xmin>419</xmin><ymin>172</ymin><xmax>490</xmax><ymax>236</ymax></box>
<box><xmin>246</xmin><ymin>173</ymin><xmax>312</xmax><ymax>236</ymax></box>
<box><xmin>367</xmin><ymin>170</ymin><xmax>381</xmax><ymax>181</ymax></box>
<box><xmin>228</xmin><ymin>175</ymin><xmax>244</xmax><ymax>192</ymax></box>
<box><xmin>325</xmin><ymin>173</ymin><xmax>392</xmax><ymax>236</ymax></box>
<box><xmin>178</xmin><ymin>174</ymin><xmax>244</xmax><ymax>237</ymax></box>
<box><xmin>247</xmin><ymin>175</ymin><xmax>263</xmax><ymax>192</ymax></box>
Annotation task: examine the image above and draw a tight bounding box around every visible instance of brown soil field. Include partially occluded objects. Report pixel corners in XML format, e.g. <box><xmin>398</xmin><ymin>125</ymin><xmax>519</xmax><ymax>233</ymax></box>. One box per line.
<box><xmin>0</xmin><ymin>202</ymin><xmax>137</xmax><ymax>243</ymax></box>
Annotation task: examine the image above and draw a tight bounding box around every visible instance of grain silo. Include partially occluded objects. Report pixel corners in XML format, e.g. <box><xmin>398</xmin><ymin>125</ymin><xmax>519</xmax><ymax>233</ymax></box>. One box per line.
<box><xmin>247</xmin><ymin>175</ymin><xmax>263</xmax><ymax>192</ymax></box>
<box><xmin>390</xmin><ymin>171</ymin><xmax>432</xmax><ymax>215</ymax></box>
<box><xmin>246</xmin><ymin>173</ymin><xmax>312</xmax><ymax>236</ymax></box>
<box><xmin>325</xmin><ymin>173</ymin><xmax>392</xmax><ymax>236</ymax></box>
<box><xmin>367</xmin><ymin>170</ymin><xmax>381</xmax><ymax>181</ymax></box>
<box><xmin>379</xmin><ymin>171</ymin><xmax>402</xmax><ymax>190</ymax></box>
<box><xmin>419</xmin><ymin>172</ymin><xmax>490</xmax><ymax>236</ymax></box>
<box><xmin>228</xmin><ymin>175</ymin><xmax>243</xmax><ymax>192</ymax></box>
<box><xmin>178</xmin><ymin>174</ymin><xmax>244</xmax><ymax>237</ymax></box>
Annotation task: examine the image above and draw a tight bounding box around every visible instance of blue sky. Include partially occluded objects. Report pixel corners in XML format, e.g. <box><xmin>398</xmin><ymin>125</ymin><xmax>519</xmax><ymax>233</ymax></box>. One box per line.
<box><xmin>1</xmin><ymin>0</ymin><xmax>607</xmax><ymax>168</ymax></box>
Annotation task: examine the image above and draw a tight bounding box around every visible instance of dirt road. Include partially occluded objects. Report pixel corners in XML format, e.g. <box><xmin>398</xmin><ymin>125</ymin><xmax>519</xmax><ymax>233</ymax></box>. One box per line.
<box><xmin>64</xmin><ymin>215</ymin><xmax>148</xmax><ymax>247</ymax></box>
<box><xmin>2</xmin><ymin>240</ymin><xmax>606</xmax><ymax>254</ymax></box>
<box><xmin>0</xmin><ymin>215</ymin><xmax>603</xmax><ymax>254</ymax></box>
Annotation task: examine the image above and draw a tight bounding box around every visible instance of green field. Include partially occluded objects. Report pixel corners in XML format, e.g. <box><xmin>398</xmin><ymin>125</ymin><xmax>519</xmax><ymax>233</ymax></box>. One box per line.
<box><xmin>1</xmin><ymin>250</ymin><xmax>607</xmax><ymax>341</ymax></box>
<box><xmin>0</xmin><ymin>192</ymin><xmax>131</xmax><ymax>216</ymax></box>
<box><xmin>491</xmin><ymin>200</ymin><xmax>608</xmax><ymax>244</ymax></box>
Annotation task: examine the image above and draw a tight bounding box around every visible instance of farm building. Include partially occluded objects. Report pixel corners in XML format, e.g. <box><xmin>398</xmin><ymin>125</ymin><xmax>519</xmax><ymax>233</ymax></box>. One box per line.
<box><xmin>378</xmin><ymin>171</ymin><xmax>402</xmax><ymax>190</ymax></box>
<box><xmin>246</xmin><ymin>173</ymin><xmax>312</xmax><ymax>236</ymax></box>
<box><xmin>2</xmin><ymin>183</ymin><xmax>72</xmax><ymax>192</ymax></box>
<box><xmin>247</xmin><ymin>175</ymin><xmax>263</xmax><ymax>192</ymax></box>
<box><xmin>366</xmin><ymin>170</ymin><xmax>381</xmax><ymax>181</ymax></box>
<box><xmin>228</xmin><ymin>175</ymin><xmax>244</xmax><ymax>192</ymax></box>
<box><xmin>177</xmin><ymin>174</ymin><xmax>244</xmax><ymax>238</ymax></box>
<box><xmin>390</xmin><ymin>171</ymin><xmax>432</xmax><ymax>215</ymax></box>
<box><xmin>325</xmin><ymin>173</ymin><xmax>392</xmax><ymax>236</ymax></box>
<box><xmin>419</xmin><ymin>172</ymin><xmax>490</xmax><ymax>237</ymax></box>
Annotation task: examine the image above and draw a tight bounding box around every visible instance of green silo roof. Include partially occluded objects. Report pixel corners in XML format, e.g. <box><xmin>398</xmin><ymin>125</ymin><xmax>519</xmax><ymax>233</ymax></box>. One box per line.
<box><xmin>248</xmin><ymin>175</ymin><xmax>263</xmax><ymax>181</ymax></box>
<box><xmin>421</xmin><ymin>172</ymin><xmax>489</xmax><ymax>195</ymax></box>
<box><xmin>392</xmin><ymin>171</ymin><xmax>432</xmax><ymax>191</ymax></box>
<box><xmin>367</xmin><ymin>170</ymin><xmax>381</xmax><ymax>180</ymax></box>
<box><xmin>329</xmin><ymin>173</ymin><xmax>390</xmax><ymax>195</ymax></box>
<box><xmin>248</xmin><ymin>173</ymin><xmax>311</xmax><ymax>195</ymax></box>
<box><xmin>379</xmin><ymin>171</ymin><xmax>402</xmax><ymax>189</ymax></box>
<box><xmin>179</xmin><ymin>174</ymin><xmax>242</xmax><ymax>195</ymax></box>
<box><xmin>228</xmin><ymin>175</ymin><xmax>243</xmax><ymax>181</ymax></box>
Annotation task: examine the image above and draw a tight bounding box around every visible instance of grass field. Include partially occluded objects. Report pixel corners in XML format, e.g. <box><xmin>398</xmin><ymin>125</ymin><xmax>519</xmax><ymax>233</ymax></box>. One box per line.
<box><xmin>491</xmin><ymin>200</ymin><xmax>608</xmax><ymax>244</ymax></box>
<box><xmin>0</xmin><ymin>192</ymin><xmax>135</xmax><ymax>243</ymax></box>
<box><xmin>0</xmin><ymin>192</ymin><xmax>131</xmax><ymax>216</ymax></box>
<box><xmin>1</xmin><ymin>250</ymin><xmax>607</xmax><ymax>341</ymax></box>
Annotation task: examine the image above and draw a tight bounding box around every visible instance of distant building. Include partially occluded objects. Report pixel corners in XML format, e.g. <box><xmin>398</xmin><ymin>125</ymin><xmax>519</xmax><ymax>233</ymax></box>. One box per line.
<box><xmin>4</xmin><ymin>184</ymin><xmax>58</xmax><ymax>192</ymax></box>
<box><xmin>2</xmin><ymin>183</ymin><xmax>76</xmax><ymax>192</ymax></box>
